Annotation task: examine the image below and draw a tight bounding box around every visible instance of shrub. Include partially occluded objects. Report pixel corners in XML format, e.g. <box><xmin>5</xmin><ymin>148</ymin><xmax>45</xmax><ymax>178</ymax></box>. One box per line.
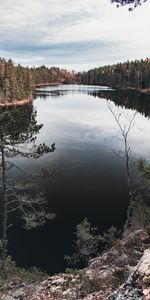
<box><xmin>0</xmin><ymin>256</ymin><xmax>48</xmax><ymax>288</ymax></box>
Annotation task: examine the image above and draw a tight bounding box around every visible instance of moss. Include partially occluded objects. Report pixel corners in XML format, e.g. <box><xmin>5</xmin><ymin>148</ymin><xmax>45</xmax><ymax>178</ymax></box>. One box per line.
<box><xmin>80</xmin><ymin>275</ymin><xmax>101</xmax><ymax>296</ymax></box>
<box><xmin>65</xmin><ymin>268</ymin><xmax>84</xmax><ymax>277</ymax></box>
<box><xmin>113</xmin><ymin>268</ymin><xmax>127</xmax><ymax>286</ymax></box>
<box><xmin>0</xmin><ymin>256</ymin><xmax>48</xmax><ymax>289</ymax></box>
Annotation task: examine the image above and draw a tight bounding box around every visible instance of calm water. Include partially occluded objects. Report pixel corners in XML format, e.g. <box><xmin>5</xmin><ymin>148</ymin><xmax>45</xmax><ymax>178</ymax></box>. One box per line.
<box><xmin>6</xmin><ymin>85</ymin><xmax>150</xmax><ymax>274</ymax></box>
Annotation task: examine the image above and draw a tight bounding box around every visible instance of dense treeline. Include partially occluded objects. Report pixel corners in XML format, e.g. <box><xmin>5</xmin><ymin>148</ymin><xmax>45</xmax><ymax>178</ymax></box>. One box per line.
<box><xmin>0</xmin><ymin>58</ymin><xmax>75</xmax><ymax>102</ymax></box>
<box><xmin>79</xmin><ymin>59</ymin><xmax>150</xmax><ymax>91</ymax></box>
<box><xmin>2</xmin><ymin>57</ymin><xmax>150</xmax><ymax>103</ymax></box>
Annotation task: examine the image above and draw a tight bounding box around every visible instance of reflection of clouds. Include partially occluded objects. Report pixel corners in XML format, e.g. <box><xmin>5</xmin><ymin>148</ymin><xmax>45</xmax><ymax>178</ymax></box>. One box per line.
<box><xmin>35</xmin><ymin>84</ymin><xmax>114</xmax><ymax>97</ymax></box>
<box><xmin>35</xmin><ymin>86</ymin><xmax>150</xmax><ymax>160</ymax></box>
<box><xmin>60</xmin><ymin>121</ymin><xmax>103</xmax><ymax>143</ymax></box>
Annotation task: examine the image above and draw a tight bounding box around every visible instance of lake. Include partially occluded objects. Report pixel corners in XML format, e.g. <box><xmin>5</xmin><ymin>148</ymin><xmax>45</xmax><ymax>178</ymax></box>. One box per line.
<box><xmin>5</xmin><ymin>84</ymin><xmax>150</xmax><ymax>274</ymax></box>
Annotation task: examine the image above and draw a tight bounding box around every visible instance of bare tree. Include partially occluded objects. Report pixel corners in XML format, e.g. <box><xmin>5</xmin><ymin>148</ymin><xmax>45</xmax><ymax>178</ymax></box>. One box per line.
<box><xmin>108</xmin><ymin>104</ymin><xmax>136</xmax><ymax>192</ymax></box>
<box><xmin>108</xmin><ymin>104</ymin><xmax>137</xmax><ymax>230</ymax></box>
<box><xmin>108</xmin><ymin>101</ymin><xmax>150</xmax><ymax>233</ymax></box>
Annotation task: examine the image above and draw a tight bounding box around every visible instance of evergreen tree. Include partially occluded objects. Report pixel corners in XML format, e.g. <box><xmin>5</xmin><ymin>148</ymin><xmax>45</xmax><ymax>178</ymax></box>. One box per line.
<box><xmin>0</xmin><ymin>58</ymin><xmax>76</xmax><ymax>103</ymax></box>
<box><xmin>79</xmin><ymin>59</ymin><xmax>150</xmax><ymax>91</ymax></box>
<box><xmin>0</xmin><ymin>105</ymin><xmax>55</xmax><ymax>278</ymax></box>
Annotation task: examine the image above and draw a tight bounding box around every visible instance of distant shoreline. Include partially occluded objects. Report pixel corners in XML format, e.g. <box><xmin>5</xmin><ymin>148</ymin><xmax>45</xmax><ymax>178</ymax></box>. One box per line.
<box><xmin>0</xmin><ymin>83</ymin><xmax>61</xmax><ymax>108</ymax></box>
<box><xmin>0</xmin><ymin>97</ymin><xmax>33</xmax><ymax>108</ymax></box>
<box><xmin>116</xmin><ymin>86</ymin><xmax>150</xmax><ymax>95</ymax></box>
<box><xmin>1</xmin><ymin>84</ymin><xmax>150</xmax><ymax>108</ymax></box>
<box><xmin>35</xmin><ymin>82</ymin><xmax>60</xmax><ymax>87</ymax></box>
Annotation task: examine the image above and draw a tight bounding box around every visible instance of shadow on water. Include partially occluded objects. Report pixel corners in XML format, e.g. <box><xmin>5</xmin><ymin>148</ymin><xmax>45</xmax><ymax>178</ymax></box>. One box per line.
<box><xmin>1</xmin><ymin>86</ymin><xmax>150</xmax><ymax>275</ymax></box>
<box><xmin>90</xmin><ymin>89</ymin><xmax>150</xmax><ymax>118</ymax></box>
<box><xmin>35</xmin><ymin>86</ymin><xmax>150</xmax><ymax>118</ymax></box>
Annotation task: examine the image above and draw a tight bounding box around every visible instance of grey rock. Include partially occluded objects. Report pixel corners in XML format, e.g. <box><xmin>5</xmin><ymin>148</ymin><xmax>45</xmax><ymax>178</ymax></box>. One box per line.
<box><xmin>107</xmin><ymin>286</ymin><xmax>145</xmax><ymax>300</ymax></box>
<box><xmin>2</xmin><ymin>297</ymin><xmax>15</xmax><ymax>300</ymax></box>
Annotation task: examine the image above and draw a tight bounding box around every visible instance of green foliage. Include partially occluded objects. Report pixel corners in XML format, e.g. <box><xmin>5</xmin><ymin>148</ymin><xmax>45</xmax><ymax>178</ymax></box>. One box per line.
<box><xmin>123</xmin><ymin>159</ymin><xmax>150</xmax><ymax>231</ymax></box>
<box><xmin>65</xmin><ymin>219</ymin><xmax>120</xmax><ymax>267</ymax></box>
<box><xmin>80</xmin><ymin>275</ymin><xmax>100</xmax><ymax>294</ymax></box>
<box><xmin>137</xmin><ymin>158</ymin><xmax>150</xmax><ymax>181</ymax></box>
<box><xmin>0</xmin><ymin>105</ymin><xmax>55</xmax><ymax>228</ymax></box>
<box><xmin>0</xmin><ymin>105</ymin><xmax>55</xmax><ymax>278</ymax></box>
<box><xmin>79</xmin><ymin>58</ymin><xmax>150</xmax><ymax>91</ymax></box>
<box><xmin>0</xmin><ymin>105</ymin><xmax>55</xmax><ymax>159</ymax></box>
<box><xmin>0</xmin><ymin>105</ymin><xmax>42</xmax><ymax>148</ymax></box>
<box><xmin>65</xmin><ymin>268</ymin><xmax>84</xmax><ymax>276</ymax></box>
<box><xmin>112</xmin><ymin>268</ymin><xmax>126</xmax><ymax>287</ymax></box>
<box><xmin>146</xmin><ymin>225</ymin><xmax>150</xmax><ymax>237</ymax></box>
<box><xmin>0</xmin><ymin>58</ymin><xmax>76</xmax><ymax>102</ymax></box>
<box><xmin>65</xmin><ymin>218</ymin><xmax>101</xmax><ymax>267</ymax></box>
<box><xmin>0</xmin><ymin>256</ymin><xmax>48</xmax><ymax>287</ymax></box>
<box><xmin>65</xmin><ymin>269</ymin><xmax>100</xmax><ymax>297</ymax></box>
<box><xmin>102</xmin><ymin>226</ymin><xmax>120</xmax><ymax>248</ymax></box>
<box><xmin>129</xmin><ymin>195</ymin><xmax>150</xmax><ymax>230</ymax></box>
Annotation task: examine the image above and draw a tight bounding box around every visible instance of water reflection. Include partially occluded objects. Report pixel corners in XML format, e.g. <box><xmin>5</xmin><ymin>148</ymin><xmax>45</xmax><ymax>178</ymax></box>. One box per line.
<box><xmin>91</xmin><ymin>89</ymin><xmax>150</xmax><ymax>118</ymax></box>
<box><xmin>1</xmin><ymin>85</ymin><xmax>150</xmax><ymax>275</ymax></box>
<box><xmin>36</xmin><ymin>85</ymin><xmax>150</xmax><ymax>118</ymax></box>
<box><xmin>35</xmin><ymin>84</ymin><xmax>114</xmax><ymax>98</ymax></box>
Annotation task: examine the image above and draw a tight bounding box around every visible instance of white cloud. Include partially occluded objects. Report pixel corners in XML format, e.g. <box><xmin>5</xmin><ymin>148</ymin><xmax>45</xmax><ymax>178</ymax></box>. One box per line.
<box><xmin>0</xmin><ymin>0</ymin><xmax>150</xmax><ymax>70</ymax></box>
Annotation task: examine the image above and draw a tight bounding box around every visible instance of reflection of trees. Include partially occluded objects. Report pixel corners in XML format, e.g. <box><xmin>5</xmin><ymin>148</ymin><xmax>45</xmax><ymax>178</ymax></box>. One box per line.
<box><xmin>35</xmin><ymin>87</ymin><xmax>111</xmax><ymax>98</ymax></box>
<box><xmin>0</xmin><ymin>104</ymin><xmax>55</xmax><ymax>277</ymax></box>
<box><xmin>90</xmin><ymin>90</ymin><xmax>150</xmax><ymax>118</ymax></box>
<box><xmin>36</xmin><ymin>87</ymin><xmax>150</xmax><ymax>119</ymax></box>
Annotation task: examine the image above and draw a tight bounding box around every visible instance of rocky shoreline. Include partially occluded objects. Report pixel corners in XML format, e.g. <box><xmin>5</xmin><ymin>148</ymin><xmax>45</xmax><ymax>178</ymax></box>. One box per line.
<box><xmin>0</xmin><ymin>230</ymin><xmax>150</xmax><ymax>299</ymax></box>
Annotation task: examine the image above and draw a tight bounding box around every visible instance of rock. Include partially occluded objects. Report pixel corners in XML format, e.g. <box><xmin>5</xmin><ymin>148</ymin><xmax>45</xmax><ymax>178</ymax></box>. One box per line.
<box><xmin>1</xmin><ymin>297</ymin><xmax>15</xmax><ymax>300</ymax></box>
<box><xmin>51</xmin><ymin>277</ymin><xmax>67</xmax><ymax>286</ymax></box>
<box><xmin>108</xmin><ymin>289</ymin><xmax>145</xmax><ymax>300</ymax></box>
<box><xmin>8</xmin><ymin>277</ymin><xmax>23</xmax><ymax>289</ymax></box>
<box><xmin>138</xmin><ymin>249</ymin><xmax>150</xmax><ymax>276</ymax></box>
<box><xmin>0</xmin><ymin>230</ymin><xmax>150</xmax><ymax>300</ymax></box>
<box><xmin>107</xmin><ymin>248</ymin><xmax>150</xmax><ymax>299</ymax></box>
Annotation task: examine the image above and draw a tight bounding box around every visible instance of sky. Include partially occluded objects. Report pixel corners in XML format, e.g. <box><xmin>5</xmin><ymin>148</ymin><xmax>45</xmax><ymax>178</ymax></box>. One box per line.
<box><xmin>1</xmin><ymin>0</ymin><xmax>150</xmax><ymax>71</ymax></box>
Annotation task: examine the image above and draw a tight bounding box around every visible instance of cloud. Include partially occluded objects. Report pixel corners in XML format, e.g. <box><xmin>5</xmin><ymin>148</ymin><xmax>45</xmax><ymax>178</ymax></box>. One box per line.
<box><xmin>0</xmin><ymin>0</ymin><xmax>100</xmax><ymax>41</ymax></box>
<box><xmin>1</xmin><ymin>40</ymin><xmax>118</xmax><ymax>56</ymax></box>
<box><xmin>1</xmin><ymin>39</ymin><xmax>126</xmax><ymax>69</ymax></box>
<box><xmin>0</xmin><ymin>0</ymin><xmax>150</xmax><ymax>70</ymax></box>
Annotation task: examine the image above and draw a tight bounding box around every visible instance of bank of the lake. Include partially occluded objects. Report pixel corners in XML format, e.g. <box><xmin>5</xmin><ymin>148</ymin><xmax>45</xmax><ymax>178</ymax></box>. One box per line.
<box><xmin>0</xmin><ymin>97</ymin><xmax>33</xmax><ymax>107</ymax></box>
<box><xmin>117</xmin><ymin>86</ymin><xmax>150</xmax><ymax>95</ymax></box>
<box><xmin>1</xmin><ymin>229</ymin><xmax>150</xmax><ymax>300</ymax></box>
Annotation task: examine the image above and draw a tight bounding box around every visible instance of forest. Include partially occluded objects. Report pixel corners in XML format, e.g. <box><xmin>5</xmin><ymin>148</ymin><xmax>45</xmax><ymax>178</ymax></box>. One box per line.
<box><xmin>0</xmin><ymin>58</ymin><xmax>75</xmax><ymax>102</ymax></box>
<box><xmin>79</xmin><ymin>58</ymin><xmax>150</xmax><ymax>91</ymax></box>
<box><xmin>1</xmin><ymin>58</ymin><xmax>150</xmax><ymax>103</ymax></box>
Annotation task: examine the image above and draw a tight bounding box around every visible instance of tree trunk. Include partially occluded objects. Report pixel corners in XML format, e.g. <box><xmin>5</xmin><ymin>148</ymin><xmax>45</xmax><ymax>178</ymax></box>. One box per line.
<box><xmin>1</xmin><ymin>148</ymin><xmax>8</xmax><ymax>278</ymax></box>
